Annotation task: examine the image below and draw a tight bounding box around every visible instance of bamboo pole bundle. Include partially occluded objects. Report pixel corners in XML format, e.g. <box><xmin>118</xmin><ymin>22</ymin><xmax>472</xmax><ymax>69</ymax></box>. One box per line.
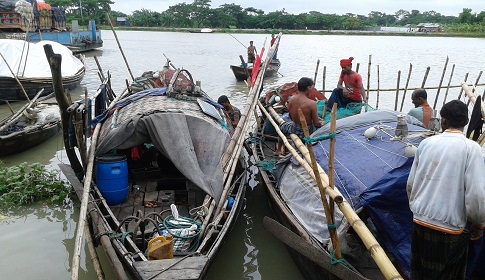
<box><xmin>442</xmin><ymin>64</ymin><xmax>456</xmax><ymax>105</ymax></box>
<box><xmin>433</xmin><ymin>56</ymin><xmax>449</xmax><ymax>109</ymax></box>
<box><xmin>394</xmin><ymin>70</ymin><xmax>401</xmax><ymax>111</ymax></box>
<box><xmin>260</xmin><ymin>104</ymin><xmax>403</xmax><ymax>280</ymax></box>
<box><xmin>399</xmin><ymin>63</ymin><xmax>413</xmax><ymax>112</ymax></box>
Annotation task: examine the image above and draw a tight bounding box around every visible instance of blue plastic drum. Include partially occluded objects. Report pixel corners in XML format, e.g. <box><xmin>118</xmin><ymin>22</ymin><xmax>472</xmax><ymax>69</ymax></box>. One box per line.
<box><xmin>95</xmin><ymin>154</ymin><xmax>128</xmax><ymax>205</ymax></box>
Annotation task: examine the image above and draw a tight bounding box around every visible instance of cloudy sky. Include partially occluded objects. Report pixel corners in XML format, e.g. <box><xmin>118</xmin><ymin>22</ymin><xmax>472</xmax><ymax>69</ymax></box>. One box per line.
<box><xmin>111</xmin><ymin>0</ymin><xmax>484</xmax><ymax>17</ymax></box>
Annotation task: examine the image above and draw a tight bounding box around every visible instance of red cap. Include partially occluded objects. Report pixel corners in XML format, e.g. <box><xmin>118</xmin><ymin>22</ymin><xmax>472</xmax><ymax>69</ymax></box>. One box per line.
<box><xmin>340</xmin><ymin>57</ymin><xmax>354</xmax><ymax>68</ymax></box>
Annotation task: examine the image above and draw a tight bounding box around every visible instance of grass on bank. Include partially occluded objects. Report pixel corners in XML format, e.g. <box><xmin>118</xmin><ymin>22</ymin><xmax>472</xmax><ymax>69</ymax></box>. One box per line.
<box><xmin>0</xmin><ymin>162</ymin><xmax>71</xmax><ymax>209</ymax></box>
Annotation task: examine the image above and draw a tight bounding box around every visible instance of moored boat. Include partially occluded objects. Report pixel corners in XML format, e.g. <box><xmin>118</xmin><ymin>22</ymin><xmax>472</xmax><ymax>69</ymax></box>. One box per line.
<box><xmin>0</xmin><ymin>0</ymin><xmax>102</xmax><ymax>52</ymax></box>
<box><xmin>230</xmin><ymin>58</ymin><xmax>281</xmax><ymax>81</ymax></box>
<box><xmin>0</xmin><ymin>39</ymin><xmax>85</xmax><ymax>101</ymax></box>
<box><xmin>57</xmin><ymin>33</ymin><xmax>282</xmax><ymax>279</ymax></box>
<box><xmin>250</xmin><ymin>71</ymin><xmax>485</xmax><ymax>279</ymax></box>
<box><xmin>0</xmin><ymin>91</ymin><xmax>61</xmax><ymax>156</ymax></box>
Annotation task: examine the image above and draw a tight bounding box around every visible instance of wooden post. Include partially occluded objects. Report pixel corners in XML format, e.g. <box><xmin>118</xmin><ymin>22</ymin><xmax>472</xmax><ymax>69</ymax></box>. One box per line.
<box><xmin>433</xmin><ymin>56</ymin><xmax>449</xmax><ymax>109</ymax></box>
<box><xmin>376</xmin><ymin>65</ymin><xmax>380</xmax><ymax>109</ymax></box>
<box><xmin>421</xmin><ymin>66</ymin><xmax>430</xmax><ymax>88</ymax></box>
<box><xmin>457</xmin><ymin>73</ymin><xmax>469</xmax><ymax>100</ymax></box>
<box><xmin>43</xmin><ymin>44</ymin><xmax>83</xmax><ymax>178</ymax></box>
<box><xmin>394</xmin><ymin>70</ymin><xmax>401</xmax><ymax>111</ymax></box>
<box><xmin>322</xmin><ymin>66</ymin><xmax>326</xmax><ymax>94</ymax></box>
<box><xmin>442</xmin><ymin>64</ymin><xmax>455</xmax><ymax>105</ymax></box>
<box><xmin>313</xmin><ymin>59</ymin><xmax>320</xmax><ymax>84</ymax></box>
<box><xmin>366</xmin><ymin>55</ymin><xmax>371</xmax><ymax>104</ymax></box>
<box><xmin>400</xmin><ymin>63</ymin><xmax>413</xmax><ymax>112</ymax></box>
<box><xmin>298</xmin><ymin>109</ymin><xmax>341</xmax><ymax>259</ymax></box>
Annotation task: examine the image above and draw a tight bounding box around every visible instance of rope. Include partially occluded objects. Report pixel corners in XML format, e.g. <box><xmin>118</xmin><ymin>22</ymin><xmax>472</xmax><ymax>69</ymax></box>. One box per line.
<box><xmin>161</xmin><ymin>215</ymin><xmax>202</xmax><ymax>252</ymax></box>
<box><xmin>257</xmin><ymin>158</ymin><xmax>276</xmax><ymax>172</ymax></box>
<box><xmin>329</xmin><ymin>250</ymin><xmax>351</xmax><ymax>270</ymax></box>
<box><xmin>327</xmin><ymin>224</ymin><xmax>336</xmax><ymax>230</ymax></box>
<box><xmin>303</xmin><ymin>132</ymin><xmax>336</xmax><ymax>144</ymax></box>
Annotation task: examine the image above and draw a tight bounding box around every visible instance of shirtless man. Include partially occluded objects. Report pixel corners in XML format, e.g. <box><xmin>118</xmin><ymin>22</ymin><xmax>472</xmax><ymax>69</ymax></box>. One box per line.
<box><xmin>280</xmin><ymin>77</ymin><xmax>324</xmax><ymax>139</ymax></box>
<box><xmin>247</xmin><ymin>41</ymin><xmax>256</xmax><ymax>63</ymax></box>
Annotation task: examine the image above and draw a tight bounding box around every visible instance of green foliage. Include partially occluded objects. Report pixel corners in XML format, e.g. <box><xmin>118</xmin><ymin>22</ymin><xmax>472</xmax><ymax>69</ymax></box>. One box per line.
<box><xmin>0</xmin><ymin>162</ymin><xmax>71</xmax><ymax>209</ymax></box>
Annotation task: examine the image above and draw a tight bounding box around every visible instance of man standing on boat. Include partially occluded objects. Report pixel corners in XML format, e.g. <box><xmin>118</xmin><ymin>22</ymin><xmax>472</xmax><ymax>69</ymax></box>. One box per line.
<box><xmin>218</xmin><ymin>95</ymin><xmax>241</xmax><ymax>128</ymax></box>
<box><xmin>247</xmin><ymin>41</ymin><xmax>256</xmax><ymax>63</ymax></box>
<box><xmin>407</xmin><ymin>89</ymin><xmax>433</xmax><ymax>128</ymax></box>
<box><xmin>407</xmin><ymin>100</ymin><xmax>485</xmax><ymax>280</ymax></box>
<box><xmin>326</xmin><ymin>57</ymin><xmax>366</xmax><ymax>112</ymax></box>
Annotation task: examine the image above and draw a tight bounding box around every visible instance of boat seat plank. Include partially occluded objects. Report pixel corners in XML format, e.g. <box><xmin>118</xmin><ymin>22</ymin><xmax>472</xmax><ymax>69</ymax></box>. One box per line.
<box><xmin>134</xmin><ymin>255</ymin><xmax>208</xmax><ymax>280</ymax></box>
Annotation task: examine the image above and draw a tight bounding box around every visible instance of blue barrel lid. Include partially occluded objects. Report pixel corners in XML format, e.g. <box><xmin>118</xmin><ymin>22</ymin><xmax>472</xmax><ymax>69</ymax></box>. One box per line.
<box><xmin>96</xmin><ymin>154</ymin><xmax>127</xmax><ymax>162</ymax></box>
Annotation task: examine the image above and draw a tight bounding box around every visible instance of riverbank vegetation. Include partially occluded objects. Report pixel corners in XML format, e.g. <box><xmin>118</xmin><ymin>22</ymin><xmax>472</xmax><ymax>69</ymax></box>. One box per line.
<box><xmin>45</xmin><ymin>0</ymin><xmax>485</xmax><ymax>36</ymax></box>
<box><xmin>0</xmin><ymin>162</ymin><xmax>71</xmax><ymax>208</ymax></box>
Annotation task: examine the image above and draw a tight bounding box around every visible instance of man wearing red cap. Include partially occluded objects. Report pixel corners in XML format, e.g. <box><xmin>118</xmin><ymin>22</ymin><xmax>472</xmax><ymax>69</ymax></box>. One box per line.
<box><xmin>326</xmin><ymin>57</ymin><xmax>366</xmax><ymax>111</ymax></box>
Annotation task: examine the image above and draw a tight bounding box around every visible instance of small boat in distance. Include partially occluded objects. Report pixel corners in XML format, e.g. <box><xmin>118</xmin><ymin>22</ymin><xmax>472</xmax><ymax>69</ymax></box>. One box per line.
<box><xmin>0</xmin><ymin>39</ymin><xmax>85</xmax><ymax>101</ymax></box>
<box><xmin>230</xmin><ymin>58</ymin><xmax>281</xmax><ymax>81</ymax></box>
<box><xmin>188</xmin><ymin>28</ymin><xmax>214</xmax><ymax>33</ymax></box>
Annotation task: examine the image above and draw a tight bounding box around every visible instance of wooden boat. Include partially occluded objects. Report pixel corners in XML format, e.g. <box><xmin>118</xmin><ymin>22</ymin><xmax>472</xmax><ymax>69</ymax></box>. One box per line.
<box><xmin>57</xmin><ymin>33</ymin><xmax>282</xmax><ymax>280</ymax></box>
<box><xmin>230</xmin><ymin>58</ymin><xmax>281</xmax><ymax>81</ymax></box>
<box><xmin>0</xmin><ymin>39</ymin><xmax>85</xmax><ymax>101</ymax></box>
<box><xmin>0</xmin><ymin>0</ymin><xmax>103</xmax><ymax>53</ymax></box>
<box><xmin>188</xmin><ymin>28</ymin><xmax>214</xmax><ymax>33</ymax></box>
<box><xmin>250</xmin><ymin>72</ymin><xmax>485</xmax><ymax>279</ymax></box>
<box><xmin>0</xmin><ymin>91</ymin><xmax>61</xmax><ymax>156</ymax></box>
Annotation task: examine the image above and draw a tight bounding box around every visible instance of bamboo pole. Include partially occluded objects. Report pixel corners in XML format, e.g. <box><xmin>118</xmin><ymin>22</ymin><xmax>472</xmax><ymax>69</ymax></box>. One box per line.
<box><xmin>467</xmin><ymin>71</ymin><xmax>482</xmax><ymax>106</ymax></box>
<box><xmin>314</xmin><ymin>59</ymin><xmax>320</xmax><ymax>84</ymax></box>
<box><xmin>433</xmin><ymin>56</ymin><xmax>449</xmax><ymax>109</ymax></box>
<box><xmin>84</xmin><ymin>224</ymin><xmax>105</xmax><ymax>280</ymax></box>
<box><xmin>355</xmin><ymin>63</ymin><xmax>360</xmax><ymax>73</ymax></box>
<box><xmin>0</xmin><ymin>52</ymin><xmax>31</xmax><ymax>101</ymax></box>
<box><xmin>105</xmin><ymin>13</ymin><xmax>134</xmax><ymax>81</ymax></box>
<box><xmin>71</xmin><ymin>123</ymin><xmax>102</xmax><ymax>280</ymax></box>
<box><xmin>421</xmin><ymin>66</ymin><xmax>430</xmax><ymax>88</ymax></box>
<box><xmin>394</xmin><ymin>70</ymin><xmax>401</xmax><ymax>111</ymax></box>
<box><xmin>366</xmin><ymin>55</ymin><xmax>372</xmax><ymax>104</ymax></box>
<box><xmin>0</xmin><ymin>89</ymin><xmax>44</xmax><ymax>131</ymax></box>
<box><xmin>377</xmin><ymin>65</ymin><xmax>380</xmax><ymax>109</ymax></box>
<box><xmin>328</xmin><ymin>104</ymin><xmax>337</xmax><ymax>232</ymax></box>
<box><xmin>457</xmin><ymin>73</ymin><xmax>469</xmax><ymax>100</ymax></box>
<box><xmin>322</xmin><ymin>66</ymin><xmax>326</xmax><ymax>94</ymax></box>
<box><xmin>260</xmin><ymin>103</ymin><xmax>403</xmax><ymax>280</ymax></box>
<box><xmin>442</xmin><ymin>64</ymin><xmax>455</xmax><ymax>105</ymax></box>
<box><xmin>94</xmin><ymin>56</ymin><xmax>106</xmax><ymax>81</ymax></box>
<box><xmin>298</xmin><ymin>108</ymin><xmax>342</xmax><ymax>259</ymax></box>
<box><xmin>399</xmin><ymin>63</ymin><xmax>413</xmax><ymax>112</ymax></box>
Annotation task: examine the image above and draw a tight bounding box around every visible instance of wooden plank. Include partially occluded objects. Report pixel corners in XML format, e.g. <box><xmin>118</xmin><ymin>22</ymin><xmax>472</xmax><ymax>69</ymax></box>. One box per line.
<box><xmin>134</xmin><ymin>255</ymin><xmax>208</xmax><ymax>280</ymax></box>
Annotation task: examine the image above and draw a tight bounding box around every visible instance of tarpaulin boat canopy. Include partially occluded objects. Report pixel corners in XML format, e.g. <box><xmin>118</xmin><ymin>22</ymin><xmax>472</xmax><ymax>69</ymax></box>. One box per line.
<box><xmin>275</xmin><ymin>109</ymin><xmax>431</xmax><ymax>278</ymax></box>
<box><xmin>95</xmin><ymin>91</ymin><xmax>231</xmax><ymax>203</ymax></box>
<box><xmin>0</xmin><ymin>39</ymin><xmax>84</xmax><ymax>78</ymax></box>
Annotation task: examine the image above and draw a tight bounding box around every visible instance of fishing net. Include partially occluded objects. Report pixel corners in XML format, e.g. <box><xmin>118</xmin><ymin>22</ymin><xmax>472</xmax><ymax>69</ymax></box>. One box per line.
<box><xmin>317</xmin><ymin>100</ymin><xmax>376</xmax><ymax>123</ymax></box>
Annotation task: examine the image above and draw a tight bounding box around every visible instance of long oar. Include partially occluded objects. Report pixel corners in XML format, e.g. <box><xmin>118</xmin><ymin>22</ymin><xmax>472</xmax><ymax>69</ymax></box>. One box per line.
<box><xmin>105</xmin><ymin>13</ymin><xmax>134</xmax><ymax>81</ymax></box>
<box><xmin>298</xmin><ymin>109</ymin><xmax>342</xmax><ymax>259</ymax></box>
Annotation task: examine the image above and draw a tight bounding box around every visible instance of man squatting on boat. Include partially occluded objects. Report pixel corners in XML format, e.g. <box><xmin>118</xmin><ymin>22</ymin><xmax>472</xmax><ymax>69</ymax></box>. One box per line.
<box><xmin>326</xmin><ymin>57</ymin><xmax>366</xmax><ymax>111</ymax></box>
<box><xmin>407</xmin><ymin>100</ymin><xmax>485</xmax><ymax>279</ymax></box>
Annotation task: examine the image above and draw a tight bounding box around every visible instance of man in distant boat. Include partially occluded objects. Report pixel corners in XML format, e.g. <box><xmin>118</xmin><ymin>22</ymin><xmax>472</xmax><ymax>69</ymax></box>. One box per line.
<box><xmin>218</xmin><ymin>95</ymin><xmax>241</xmax><ymax>128</ymax></box>
<box><xmin>326</xmin><ymin>57</ymin><xmax>366</xmax><ymax>112</ymax></box>
<box><xmin>407</xmin><ymin>100</ymin><xmax>485</xmax><ymax>280</ymax></box>
<box><xmin>247</xmin><ymin>41</ymin><xmax>256</xmax><ymax>63</ymax></box>
<box><xmin>407</xmin><ymin>89</ymin><xmax>433</xmax><ymax>128</ymax></box>
<box><xmin>270</xmin><ymin>34</ymin><xmax>277</xmax><ymax>60</ymax></box>
<box><xmin>279</xmin><ymin>77</ymin><xmax>324</xmax><ymax>141</ymax></box>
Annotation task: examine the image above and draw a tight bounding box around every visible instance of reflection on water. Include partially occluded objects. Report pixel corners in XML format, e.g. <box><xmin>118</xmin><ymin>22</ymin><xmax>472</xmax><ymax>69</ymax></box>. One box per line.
<box><xmin>1</xmin><ymin>31</ymin><xmax>485</xmax><ymax>279</ymax></box>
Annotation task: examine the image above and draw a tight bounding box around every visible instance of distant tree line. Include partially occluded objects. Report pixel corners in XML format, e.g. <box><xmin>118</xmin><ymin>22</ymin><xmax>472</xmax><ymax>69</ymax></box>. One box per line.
<box><xmin>45</xmin><ymin>0</ymin><xmax>485</xmax><ymax>33</ymax></box>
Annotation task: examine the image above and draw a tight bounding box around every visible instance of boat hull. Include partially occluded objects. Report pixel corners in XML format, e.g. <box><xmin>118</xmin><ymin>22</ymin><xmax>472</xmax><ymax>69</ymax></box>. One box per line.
<box><xmin>230</xmin><ymin>59</ymin><xmax>281</xmax><ymax>81</ymax></box>
<box><xmin>0</xmin><ymin>69</ymin><xmax>85</xmax><ymax>101</ymax></box>
<box><xmin>0</xmin><ymin>121</ymin><xmax>60</xmax><ymax>156</ymax></box>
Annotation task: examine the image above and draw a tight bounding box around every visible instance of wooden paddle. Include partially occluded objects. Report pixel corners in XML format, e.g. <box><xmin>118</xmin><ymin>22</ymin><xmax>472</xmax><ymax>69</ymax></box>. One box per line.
<box><xmin>298</xmin><ymin>109</ymin><xmax>342</xmax><ymax>259</ymax></box>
